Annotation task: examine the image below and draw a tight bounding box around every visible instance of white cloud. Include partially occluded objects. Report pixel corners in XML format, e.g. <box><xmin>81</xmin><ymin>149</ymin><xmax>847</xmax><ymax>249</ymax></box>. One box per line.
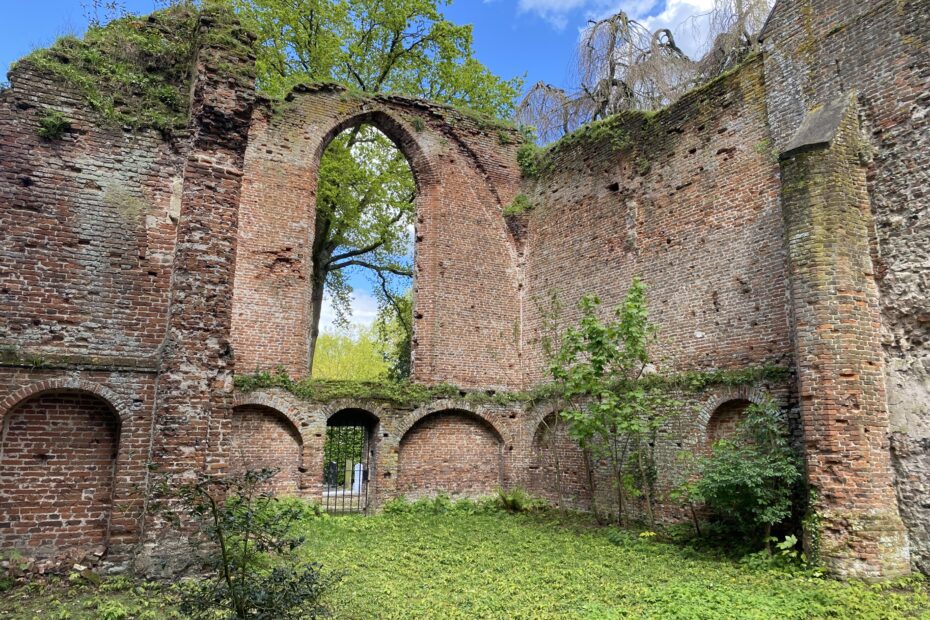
<box><xmin>318</xmin><ymin>290</ymin><xmax>380</xmax><ymax>335</ymax></box>
<box><xmin>517</xmin><ymin>0</ymin><xmax>593</xmax><ymax>29</ymax></box>
<box><xmin>516</xmin><ymin>0</ymin><xmax>716</xmax><ymax>59</ymax></box>
<box><xmin>637</xmin><ymin>0</ymin><xmax>715</xmax><ymax>59</ymax></box>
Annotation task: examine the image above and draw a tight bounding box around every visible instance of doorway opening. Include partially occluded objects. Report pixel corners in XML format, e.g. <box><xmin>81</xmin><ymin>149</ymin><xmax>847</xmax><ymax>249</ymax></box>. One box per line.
<box><xmin>323</xmin><ymin>408</ymin><xmax>378</xmax><ymax>513</ymax></box>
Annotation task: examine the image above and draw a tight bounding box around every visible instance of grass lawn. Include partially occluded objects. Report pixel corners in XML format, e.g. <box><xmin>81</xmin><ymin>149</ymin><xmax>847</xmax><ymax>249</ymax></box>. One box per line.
<box><xmin>2</xmin><ymin>507</ymin><xmax>929</xmax><ymax>619</ymax></box>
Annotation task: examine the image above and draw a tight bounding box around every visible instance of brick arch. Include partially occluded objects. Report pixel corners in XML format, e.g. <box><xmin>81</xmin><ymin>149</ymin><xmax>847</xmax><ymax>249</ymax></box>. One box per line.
<box><xmin>0</xmin><ymin>378</ymin><xmax>132</xmax><ymax>428</ymax></box>
<box><xmin>0</xmin><ymin>384</ymin><xmax>123</xmax><ymax>561</ymax></box>
<box><xmin>313</xmin><ymin>109</ymin><xmax>438</xmax><ymax>192</ymax></box>
<box><xmin>695</xmin><ymin>385</ymin><xmax>768</xmax><ymax>435</ymax></box>
<box><xmin>230</xmin><ymin>402</ymin><xmax>305</xmax><ymax>495</ymax></box>
<box><xmin>396</xmin><ymin>405</ymin><xmax>505</xmax><ymax>499</ymax></box>
<box><xmin>233</xmin><ymin>390</ymin><xmax>308</xmax><ymax>427</ymax></box>
<box><xmin>395</xmin><ymin>400</ymin><xmax>506</xmax><ymax>445</ymax></box>
<box><xmin>318</xmin><ymin>400</ymin><xmax>386</xmax><ymax>426</ymax></box>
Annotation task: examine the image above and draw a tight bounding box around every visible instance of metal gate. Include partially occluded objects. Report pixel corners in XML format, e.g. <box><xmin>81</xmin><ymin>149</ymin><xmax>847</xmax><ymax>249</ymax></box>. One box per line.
<box><xmin>322</xmin><ymin>424</ymin><xmax>371</xmax><ymax>513</ymax></box>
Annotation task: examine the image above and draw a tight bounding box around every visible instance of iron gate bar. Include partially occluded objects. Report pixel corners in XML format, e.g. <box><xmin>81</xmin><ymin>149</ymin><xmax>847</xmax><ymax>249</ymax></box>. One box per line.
<box><xmin>323</xmin><ymin>424</ymin><xmax>370</xmax><ymax>514</ymax></box>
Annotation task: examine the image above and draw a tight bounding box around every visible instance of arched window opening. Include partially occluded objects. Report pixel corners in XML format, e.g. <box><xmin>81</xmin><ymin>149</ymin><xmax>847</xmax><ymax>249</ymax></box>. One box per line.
<box><xmin>310</xmin><ymin>122</ymin><xmax>415</xmax><ymax>382</ymax></box>
<box><xmin>707</xmin><ymin>399</ymin><xmax>752</xmax><ymax>447</ymax></box>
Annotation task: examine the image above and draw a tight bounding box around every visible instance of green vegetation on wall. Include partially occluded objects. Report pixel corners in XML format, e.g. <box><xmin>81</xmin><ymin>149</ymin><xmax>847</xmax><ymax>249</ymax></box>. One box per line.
<box><xmin>36</xmin><ymin>110</ymin><xmax>71</xmax><ymax>140</ymax></box>
<box><xmin>15</xmin><ymin>7</ymin><xmax>201</xmax><ymax>132</ymax></box>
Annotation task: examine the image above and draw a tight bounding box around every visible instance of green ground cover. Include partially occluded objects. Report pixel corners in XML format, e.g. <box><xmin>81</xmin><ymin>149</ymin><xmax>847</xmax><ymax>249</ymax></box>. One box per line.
<box><xmin>2</xmin><ymin>507</ymin><xmax>928</xmax><ymax>619</ymax></box>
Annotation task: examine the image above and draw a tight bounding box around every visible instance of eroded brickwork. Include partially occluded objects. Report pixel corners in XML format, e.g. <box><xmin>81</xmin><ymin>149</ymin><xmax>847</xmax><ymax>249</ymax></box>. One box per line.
<box><xmin>0</xmin><ymin>56</ymin><xmax>184</xmax><ymax>364</ymax></box>
<box><xmin>520</xmin><ymin>58</ymin><xmax>790</xmax><ymax>384</ymax></box>
<box><xmin>762</xmin><ymin>0</ymin><xmax>930</xmax><ymax>573</ymax></box>
<box><xmin>780</xmin><ymin>100</ymin><xmax>909</xmax><ymax>578</ymax></box>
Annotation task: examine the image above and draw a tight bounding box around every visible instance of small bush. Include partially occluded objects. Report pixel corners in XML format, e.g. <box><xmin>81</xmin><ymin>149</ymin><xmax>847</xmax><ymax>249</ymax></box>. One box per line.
<box><xmin>496</xmin><ymin>487</ymin><xmax>547</xmax><ymax>513</ymax></box>
<box><xmin>503</xmin><ymin>193</ymin><xmax>533</xmax><ymax>216</ymax></box>
<box><xmin>693</xmin><ymin>397</ymin><xmax>803</xmax><ymax>545</ymax></box>
<box><xmin>37</xmin><ymin>111</ymin><xmax>70</xmax><ymax>140</ymax></box>
<box><xmin>166</xmin><ymin>469</ymin><xmax>337</xmax><ymax>620</ymax></box>
<box><xmin>517</xmin><ymin>143</ymin><xmax>542</xmax><ymax>178</ymax></box>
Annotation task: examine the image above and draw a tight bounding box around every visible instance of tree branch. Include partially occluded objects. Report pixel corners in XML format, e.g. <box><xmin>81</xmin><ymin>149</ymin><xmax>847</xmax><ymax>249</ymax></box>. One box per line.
<box><xmin>328</xmin><ymin>259</ymin><xmax>412</xmax><ymax>278</ymax></box>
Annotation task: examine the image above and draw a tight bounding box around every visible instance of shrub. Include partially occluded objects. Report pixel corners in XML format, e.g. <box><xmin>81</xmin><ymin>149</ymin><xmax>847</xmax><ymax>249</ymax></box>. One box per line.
<box><xmin>169</xmin><ymin>468</ymin><xmax>337</xmax><ymax>620</ymax></box>
<box><xmin>503</xmin><ymin>194</ymin><xmax>533</xmax><ymax>216</ymax></box>
<box><xmin>516</xmin><ymin>143</ymin><xmax>542</xmax><ymax>178</ymax></box>
<box><xmin>37</xmin><ymin>111</ymin><xmax>70</xmax><ymax>140</ymax></box>
<box><xmin>694</xmin><ymin>398</ymin><xmax>803</xmax><ymax>545</ymax></box>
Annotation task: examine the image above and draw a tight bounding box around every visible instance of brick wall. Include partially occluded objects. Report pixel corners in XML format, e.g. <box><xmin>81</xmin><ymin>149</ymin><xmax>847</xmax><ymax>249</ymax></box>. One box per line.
<box><xmin>0</xmin><ymin>60</ymin><xmax>184</xmax><ymax>364</ymax></box>
<box><xmin>397</xmin><ymin>410</ymin><xmax>504</xmax><ymax>499</ymax></box>
<box><xmin>230</xmin><ymin>405</ymin><xmax>303</xmax><ymax>496</ymax></box>
<box><xmin>526</xmin><ymin>414</ymin><xmax>591</xmax><ymax>510</ymax></box>
<box><xmin>762</xmin><ymin>0</ymin><xmax>930</xmax><ymax>573</ymax></box>
<box><xmin>0</xmin><ymin>392</ymin><xmax>118</xmax><ymax>560</ymax></box>
<box><xmin>0</xmin><ymin>0</ymin><xmax>926</xmax><ymax>582</ymax></box>
<box><xmin>779</xmin><ymin>99</ymin><xmax>909</xmax><ymax>578</ymax></box>
<box><xmin>520</xmin><ymin>57</ymin><xmax>790</xmax><ymax>385</ymax></box>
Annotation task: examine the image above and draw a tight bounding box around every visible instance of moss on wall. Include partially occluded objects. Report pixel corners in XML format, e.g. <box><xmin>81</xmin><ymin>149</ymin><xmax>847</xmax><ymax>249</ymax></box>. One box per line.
<box><xmin>12</xmin><ymin>7</ymin><xmax>201</xmax><ymax>133</ymax></box>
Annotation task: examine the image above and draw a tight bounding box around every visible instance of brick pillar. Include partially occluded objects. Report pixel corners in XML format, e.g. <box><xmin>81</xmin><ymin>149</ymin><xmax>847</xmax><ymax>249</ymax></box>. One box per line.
<box><xmin>780</xmin><ymin>95</ymin><xmax>909</xmax><ymax>579</ymax></box>
<box><xmin>137</xmin><ymin>8</ymin><xmax>256</xmax><ymax>575</ymax></box>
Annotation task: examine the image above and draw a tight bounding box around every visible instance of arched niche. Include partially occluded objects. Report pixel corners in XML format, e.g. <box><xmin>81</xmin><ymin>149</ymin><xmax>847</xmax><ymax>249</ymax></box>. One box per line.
<box><xmin>397</xmin><ymin>408</ymin><xmax>503</xmax><ymax>499</ymax></box>
<box><xmin>0</xmin><ymin>389</ymin><xmax>121</xmax><ymax>559</ymax></box>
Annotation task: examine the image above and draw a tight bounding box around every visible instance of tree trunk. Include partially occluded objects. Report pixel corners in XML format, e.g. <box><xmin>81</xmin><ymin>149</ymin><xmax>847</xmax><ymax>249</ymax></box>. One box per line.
<box><xmin>307</xmin><ymin>209</ymin><xmax>332</xmax><ymax>371</ymax></box>
<box><xmin>307</xmin><ymin>269</ymin><xmax>327</xmax><ymax>371</ymax></box>
<box><xmin>582</xmin><ymin>446</ymin><xmax>601</xmax><ymax>524</ymax></box>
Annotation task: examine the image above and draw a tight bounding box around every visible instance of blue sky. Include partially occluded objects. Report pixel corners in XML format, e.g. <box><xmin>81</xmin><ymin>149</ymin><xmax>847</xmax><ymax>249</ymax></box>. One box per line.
<box><xmin>1</xmin><ymin>1</ymin><xmax>717</xmax><ymax>94</ymax></box>
<box><xmin>0</xmin><ymin>0</ymin><xmax>716</xmax><ymax>331</ymax></box>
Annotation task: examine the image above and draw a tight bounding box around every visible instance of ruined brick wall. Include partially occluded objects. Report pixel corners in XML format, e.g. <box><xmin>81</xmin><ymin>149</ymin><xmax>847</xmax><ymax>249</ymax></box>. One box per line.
<box><xmin>0</xmin><ymin>0</ymin><xmax>927</xmax><ymax>582</ymax></box>
<box><xmin>520</xmin><ymin>57</ymin><xmax>791</xmax><ymax>385</ymax></box>
<box><xmin>231</xmin><ymin>88</ymin><xmax>524</xmax><ymax>389</ymax></box>
<box><xmin>0</xmin><ymin>23</ymin><xmax>187</xmax><ymax>572</ymax></box>
<box><xmin>0</xmin><ymin>61</ymin><xmax>185</xmax><ymax>363</ymax></box>
<box><xmin>762</xmin><ymin>0</ymin><xmax>930</xmax><ymax>573</ymax></box>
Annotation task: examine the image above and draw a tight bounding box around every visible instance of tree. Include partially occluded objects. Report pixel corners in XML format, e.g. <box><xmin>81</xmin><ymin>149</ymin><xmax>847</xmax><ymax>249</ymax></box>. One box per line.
<box><xmin>226</xmin><ymin>0</ymin><xmax>521</xmax><ymax>371</ymax></box>
<box><xmin>375</xmin><ymin>288</ymin><xmax>413</xmax><ymax>380</ymax></box>
<box><xmin>311</xmin><ymin>324</ymin><xmax>391</xmax><ymax>381</ymax></box>
<box><xmin>517</xmin><ymin>0</ymin><xmax>774</xmax><ymax>141</ymax></box>
<box><xmin>550</xmin><ymin>280</ymin><xmax>677</xmax><ymax>526</ymax></box>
